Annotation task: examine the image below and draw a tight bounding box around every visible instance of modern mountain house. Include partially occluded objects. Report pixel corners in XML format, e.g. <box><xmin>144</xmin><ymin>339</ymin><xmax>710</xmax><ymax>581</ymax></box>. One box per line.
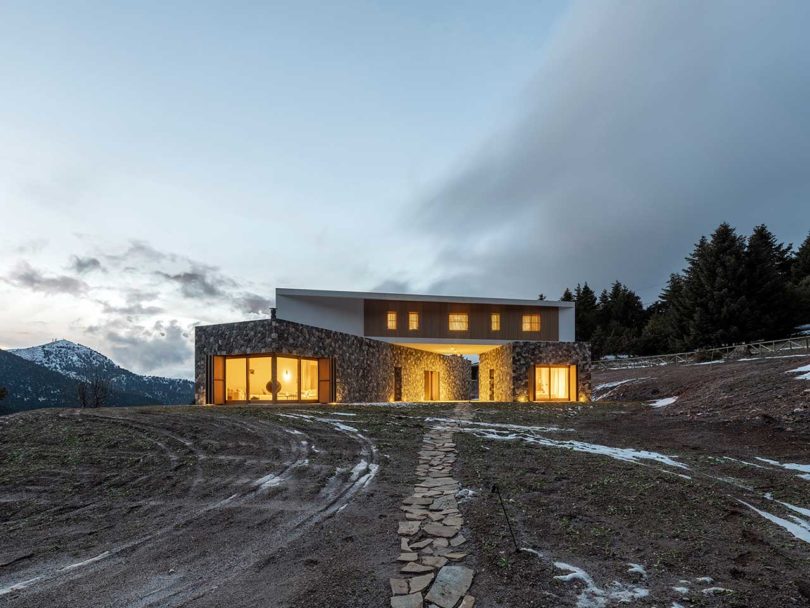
<box><xmin>195</xmin><ymin>288</ymin><xmax>591</xmax><ymax>404</ymax></box>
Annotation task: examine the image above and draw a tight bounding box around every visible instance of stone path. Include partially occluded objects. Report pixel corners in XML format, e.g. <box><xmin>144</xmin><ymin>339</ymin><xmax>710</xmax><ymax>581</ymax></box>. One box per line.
<box><xmin>390</xmin><ymin>404</ymin><xmax>475</xmax><ymax>608</ymax></box>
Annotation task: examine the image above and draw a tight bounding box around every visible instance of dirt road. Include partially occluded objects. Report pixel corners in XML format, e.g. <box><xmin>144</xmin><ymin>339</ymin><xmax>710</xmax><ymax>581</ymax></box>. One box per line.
<box><xmin>0</xmin><ymin>406</ymin><xmax>409</xmax><ymax>607</ymax></box>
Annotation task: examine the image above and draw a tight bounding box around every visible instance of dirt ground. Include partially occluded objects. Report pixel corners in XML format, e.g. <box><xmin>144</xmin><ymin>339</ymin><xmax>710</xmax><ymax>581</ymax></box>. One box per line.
<box><xmin>1</xmin><ymin>356</ymin><xmax>809</xmax><ymax>607</ymax></box>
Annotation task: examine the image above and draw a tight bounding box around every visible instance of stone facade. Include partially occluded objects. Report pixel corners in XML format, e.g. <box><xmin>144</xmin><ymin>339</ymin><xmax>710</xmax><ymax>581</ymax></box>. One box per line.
<box><xmin>479</xmin><ymin>341</ymin><xmax>591</xmax><ymax>402</ymax></box>
<box><xmin>195</xmin><ymin>317</ymin><xmax>471</xmax><ymax>404</ymax></box>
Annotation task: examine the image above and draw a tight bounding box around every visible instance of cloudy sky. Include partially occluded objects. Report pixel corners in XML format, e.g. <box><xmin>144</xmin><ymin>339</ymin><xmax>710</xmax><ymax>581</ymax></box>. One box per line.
<box><xmin>1</xmin><ymin>0</ymin><xmax>808</xmax><ymax>379</ymax></box>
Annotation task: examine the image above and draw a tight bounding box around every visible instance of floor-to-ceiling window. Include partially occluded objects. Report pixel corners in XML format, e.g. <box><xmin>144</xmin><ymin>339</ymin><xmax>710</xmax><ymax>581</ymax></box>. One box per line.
<box><xmin>225</xmin><ymin>357</ymin><xmax>247</xmax><ymax>402</ymax></box>
<box><xmin>534</xmin><ymin>365</ymin><xmax>571</xmax><ymax>401</ymax></box>
<box><xmin>301</xmin><ymin>359</ymin><xmax>318</xmax><ymax>401</ymax></box>
<box><xmin>223</xmin><ymin>354</ymin><xmax>322</xmax><ymax>403</ymax></box>
<box><xmin>248</xmin><ymin>357</ymin><xmax>273</xmax><ymax>401</ymax></box>
<box><xmin>276</xmin><ymin>357</ymin><xmax>299</xmax><ymax>401</ymax></box>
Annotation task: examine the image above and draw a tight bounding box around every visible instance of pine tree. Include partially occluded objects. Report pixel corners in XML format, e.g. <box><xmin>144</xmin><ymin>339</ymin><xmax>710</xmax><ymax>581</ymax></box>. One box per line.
<box><xmin>591</xmin><ymin>281</ymin><xmax>645</xmax><ymax>357</ymax></box>
<box><xmin>641</xmin><ymin>273</ymin><xmax>689</xmax><ymax>353</ymax></box>
<box><xmin>573</xmin><ymin>283</ymin><xmax>598</xmax><ymax>341</ymax></box>
<box><xmin>682</xmin><ymin>223</ymin><xmax>749</xmax><ymax>347</ymax></box>
<box><xmin>793</xmin><ymin>232</ymin><xmax>810</xmax><ymax>283</ymax></box>
<box><xmin>560</xmin><ymin>288</ymin><xmax>574</xmax><ymax>302</ymax></box>
<box><xmin>744</xmin><ymin>225</ymin><xmax>792</xmax><ymax>340</ymax></box>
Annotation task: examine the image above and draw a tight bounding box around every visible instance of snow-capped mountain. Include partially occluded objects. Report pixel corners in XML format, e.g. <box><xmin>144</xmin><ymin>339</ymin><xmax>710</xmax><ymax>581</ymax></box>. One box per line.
<box><xmin>11</xmin><ymin>339</ymin><xmax>119</xmax><ymax>381</ymax></box>
<box><xmin>5</xmin><ymin>339</ymin><xmax>194</xmax><ymax>409</ymax></box>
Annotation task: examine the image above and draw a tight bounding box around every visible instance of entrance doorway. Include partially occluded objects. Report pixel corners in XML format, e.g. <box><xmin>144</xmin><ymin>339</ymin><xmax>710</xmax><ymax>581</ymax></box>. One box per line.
<box><xmin>423</xmin><ymin>370</ymin><xmax>440</xmax><ymax>401</ymax></box>
<box><xmin>532</xmin><ymin>365</ymin><xmax>576</xmax><ymax>401</ymax></box>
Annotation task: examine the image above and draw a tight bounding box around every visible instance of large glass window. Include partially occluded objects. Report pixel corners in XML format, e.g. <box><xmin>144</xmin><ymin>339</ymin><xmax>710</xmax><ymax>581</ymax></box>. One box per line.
<box><xmin>222</xmin><ymin>354</ymin><xmax>325</xmax><ymax>403</ymax></box>
<box><xmin>276</xmin><ymin>357</ymin><xmax>299</xmax><ymax>401</ymax></box>
<box><xmin>225</xmin><ymin>357</ymin><xmax>247</xmax><ymax>402</ymax></box>
<box><xmin>387</xmin><ymin>311</ymin><xmax>397</xmax><ymax>330</ymax></box>
<box><xmin>408</xmin><ymin>312</ymin><xmax>419</xmax><ymax>330</ymax></box>
<box><xmin>491</xmin><ymin>313</ymin><xmax>501</xmax><ymax>331</ymax></box>
<box><xmin>534</xmin><ymin>365</ymin><xmax>569</xmax><ymax>401</ymax></box>
<box><xmin>522</xmin><ymin>313</ymin><xmax>541</xmax><ymax>332</ymax></box>
<box><xmin>301</xmin><ymin>359</ymin><xmax>318</xmax><ymax>401</ymax></box>
<box><xmin>448</xmin><ymin>313</ymin><xmax>468</xmax><ymax>331</ymax></box>
<box><xmin>248</xmin><ymin>357</ymin><xmax>273</xmax><ymax>401</ymax></box>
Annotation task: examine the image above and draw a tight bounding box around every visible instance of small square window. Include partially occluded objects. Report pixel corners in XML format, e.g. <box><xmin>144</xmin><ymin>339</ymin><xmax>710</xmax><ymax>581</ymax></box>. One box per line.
<box><xmin>522</xmin><ymin>313</ymin><xmax>541</xmax><ymax>332</ymax></box>
<box><xmin>387</xmin><ymin>311</ymin><xmax>397</xmax><ymax>330</ymax></box>
<box><xmin>408</xmin><ymin>312</ymin><xmax>419</xmax><ymax>330</ymax></box>
<box><xmin>491</xmin><ymin>313</ymin><xmax>501</xmax><ymax>331</ymax></box>
<box><xmin>448</xmin><ymin>313</ymin><xmax>468</xmax><ymax>331</ymax></box>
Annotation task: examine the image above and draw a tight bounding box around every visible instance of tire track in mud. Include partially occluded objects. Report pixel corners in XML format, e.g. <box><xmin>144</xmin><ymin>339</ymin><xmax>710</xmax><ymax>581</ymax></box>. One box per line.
<box><xmin>0</xmin><ymin>410</ymin><xmax>310</xmax><ymax>603</ymax></box>
<box><xmin>0</xmin><ymin>409</ymin><xmax>380</xmax><ymax>608</ymax></box>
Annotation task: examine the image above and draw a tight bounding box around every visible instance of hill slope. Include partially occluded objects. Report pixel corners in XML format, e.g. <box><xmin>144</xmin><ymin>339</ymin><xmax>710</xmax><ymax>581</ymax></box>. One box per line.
<box><xmin>1</xmin><ymin>340</ymin><xmax>194</xmax><ymax>413</ymax></box>
<box><xmin>10</xmin><ymin>340</ymin><xmax>193</xmax><ymax>405</ymax></box>
<box><xmin>0</xmin><ymin>348</ymin><xmax>82</xmax><ymax>413</ymax></box>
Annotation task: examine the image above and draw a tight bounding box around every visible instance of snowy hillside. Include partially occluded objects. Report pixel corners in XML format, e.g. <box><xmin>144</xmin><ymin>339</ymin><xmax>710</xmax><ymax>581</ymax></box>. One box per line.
<box><xmin>7</xmin><ymin>340</ymin><xmax>194</xmax><ymax>408</ymax></box>
<box><xmin>11</xmin><ymin>339</ymin><xmax>120</xmax><ymax>381</ymax></box>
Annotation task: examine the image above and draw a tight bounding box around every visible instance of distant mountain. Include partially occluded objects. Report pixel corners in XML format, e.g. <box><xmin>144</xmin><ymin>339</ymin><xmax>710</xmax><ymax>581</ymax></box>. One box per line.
<box><xmin>0</xmin><ymin>348</ymin><xmax>81</xmax><ymax>414</ymax></box>
<box><xmin>1</xmin><ymin>340</ymin><xmax>194</xmax><ymax>414</ymax></box>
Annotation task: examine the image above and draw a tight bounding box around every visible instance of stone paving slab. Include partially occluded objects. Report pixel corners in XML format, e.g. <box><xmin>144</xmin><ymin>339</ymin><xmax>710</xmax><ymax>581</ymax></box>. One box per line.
<box><xmin>392</xmin><ymin>405</ymin><xmax>475</xmax><ymax>608</ymax></box>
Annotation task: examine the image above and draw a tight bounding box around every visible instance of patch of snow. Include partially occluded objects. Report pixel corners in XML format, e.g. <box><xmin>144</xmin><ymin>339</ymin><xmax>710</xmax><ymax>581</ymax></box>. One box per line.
<box><xmin>690</xmin><ymin>360</ymin><xmax>724</xmax><ymax>366</ymax></box>
<box><xmin>738</xmin><ymin>500</ymin><xmax>810</xmax><ymax>544</ymax></box>
<box><xmin>456</xmin><ymin>487</ymin><xmax>477</xmax><ymax>502</ymax></box>
<box><xmin>330</xmin><ymin>412</ymin><xmax>357</xmax><ymax>416</ymax></box>
<box><xmin>520</xmin><ymin>547</ymin><xmax>544</xmax><ymax>558</ymax></box>
<box><xmin>0</xmin><ymin>576</ymin><xmax>43</xmax><ymax>597</ymax></box>
<box><xmin>754</xmin><ymin>457</ymin><xmax>810</xmax><ymax>478</ymax></box>
<box><xmin>553</xmin><ymin>562</ymin><xmax>649</xmax><ymax>608</ymax></box>
<box><xmin>694</xmin><ymin>576</ymin><xmax>713</xmax><ymax>583</ymax></box>
<box><xmin>592</xmin><ymin>377</ymin><xmax>650</xmax><ymax>401</ymax></box>
<box><xmin>627</xmin><ymin>563</ymin><xmax>646</xmax><ymax>576</ymax></box>
<box><xmin>787</xmin><ymin>363</ymin><xmax>810</xmax><ymax>380</ymax></box>
<box><xmin>702</xmin><ymin>587</ymin><xmax>734</xmax><ymax>595</ymax></box>
<box><xmin>672</xmin><ymin>586</ymin><xmax>690</xmax><ymax>594</ymax></box>
<box><xmin>780</xmin><ymin>501</ymin><xmax>810</xmax><ymax>518</ymax></box>
<box><xmin>254</xmin><ymin>473</ymin><xmax>283</xmax><ymax>490</ymax></box>
<box><xmin>648</xmin><ymin>396</ymin><xmax>678</xmax><ymax>408</ymax></box>
<box><xmin>425</xmin><ymin>417</ymin><xmax>571</xmax><ymax>434</ymax></box>
<box><xmin>59</xmin><ymin>551</ymin><xmax>111</xmax><ymax>572</ymax></box>
<box><xmin>456</xmin><ymin>426</ymin><xmax>688</xmax><ymax>470</ymax></box>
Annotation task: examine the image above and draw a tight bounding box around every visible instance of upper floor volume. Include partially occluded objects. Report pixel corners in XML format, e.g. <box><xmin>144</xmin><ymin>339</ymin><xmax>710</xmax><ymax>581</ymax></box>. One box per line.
<box><xmin>275</xmin><ymin>288</ymin><xmax>575</xmax><ymax>352</ymax></box>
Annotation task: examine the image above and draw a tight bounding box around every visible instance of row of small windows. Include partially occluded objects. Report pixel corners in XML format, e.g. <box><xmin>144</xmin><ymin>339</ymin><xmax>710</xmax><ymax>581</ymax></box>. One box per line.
<box><xmin>386</xmin><ymin>311</ymin><xmax>540</xmax><ymax>332</ymax></box>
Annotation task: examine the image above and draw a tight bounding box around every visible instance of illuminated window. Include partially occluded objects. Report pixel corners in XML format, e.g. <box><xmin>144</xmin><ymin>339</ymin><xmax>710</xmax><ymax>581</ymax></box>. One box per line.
<box><xmin>534</xmin><ymin>365</ymin><xmax>569</xmax><ymax>401</ymax></box>
<box><xmin>301</xmin><ymin>359</ymin><xmax>318</xmax><ymax>401</ymax></box>
<box><xmin>408</xmin><ymin>312</ymin><xmax>419</xmax><ymax>330</ymax></box>
<box><xmin>225</xmin><ymin>357</ymin><xmax>247</xmax><ymax>402</ymax></box>
<box><xmin>248</xmin><ymin>356</ymin><xmax>272</xmax><ymax>401</ymax></box>
<box><xmin>522</xmin><ymin>313</ymin><xmax>541</xmax><ymax>332</ymax></box>
<box><xmin>448</xmin><ymin>313</ymin><xmax>468</xmax><ymax>331</ymax></box>
<box><xmin>491</xmin><ymin>313</ymin><xmax>501</xmax><ymax>331</ymax></box>
<box><xmin>387</xmin><ymin>311</ymin><xmax>397</xmax><ymax>330</ymax></box>
<box><xmin>276</xmin><ymin>357</ymin><xmax>299</xmax><ymax>401</ymax></box>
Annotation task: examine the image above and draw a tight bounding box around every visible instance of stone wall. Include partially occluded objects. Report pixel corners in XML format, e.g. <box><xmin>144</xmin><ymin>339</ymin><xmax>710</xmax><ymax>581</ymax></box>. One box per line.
<box><xmin>478</xmin><ymin>344</ymin><xmax>514</xmax><ymax>402</ymax></box>
<box><xmin>194</xmin><ymin>317</ymin><xmax>471</xmax><ymax>404</ymax></box>
<box><xmin>478</xmin><ymin>341</ymin><xmax>591</xmax><ymax>402</ymax></box>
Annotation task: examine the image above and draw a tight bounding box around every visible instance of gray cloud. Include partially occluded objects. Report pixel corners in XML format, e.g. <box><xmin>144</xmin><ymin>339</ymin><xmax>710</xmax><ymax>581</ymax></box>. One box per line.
<box><xmin>233</xmin><ymin>293</ymin><xmax>274</xmax><ymax>315</ymax></box>
<box><xmin>70</xmin><ymin>255</ymin><xmax>103</xmax><ymax>274</ymax></box>
<box><xmin>97</xmin><ymin>319</ymin><xmax>193</xmax><ymax>375</ymax></box>
<box><xmin>414</xmin><ymin>0</ymin><xmax>810</xmax><ymax>303</ymax></box>
<box><xmin>156</xmin><ymin>267</ymin><xmax>228</xmax><ymax>298</ymax></box>
<box><xmin>6</xmin><ymin>261</ymin><xmax>89</xmax><ymax>295</ymax></box>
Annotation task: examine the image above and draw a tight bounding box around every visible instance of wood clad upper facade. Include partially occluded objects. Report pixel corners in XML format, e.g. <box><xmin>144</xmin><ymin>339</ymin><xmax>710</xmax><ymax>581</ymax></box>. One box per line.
<box><xmin>363</xmin><ymin>299</ymin><xmax>559</xmax><ymax>341</ymax></box>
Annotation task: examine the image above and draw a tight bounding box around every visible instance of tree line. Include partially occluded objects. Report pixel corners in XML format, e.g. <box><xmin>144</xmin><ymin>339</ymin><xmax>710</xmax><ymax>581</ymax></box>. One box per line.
<box><xmin>559</xmin><ymin>223</ymin><xmax>810</xmax><ymax>359</ymax></box>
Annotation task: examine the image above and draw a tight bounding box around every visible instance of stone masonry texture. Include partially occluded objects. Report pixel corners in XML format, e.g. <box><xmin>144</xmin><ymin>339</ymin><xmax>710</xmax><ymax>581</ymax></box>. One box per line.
<box><xmin>195</xmin><ymin>318</ymin><xmax>471</xmax><ymax>404</ymax></box>
<box><xmin>479</xmin><ymin>341</ymin><xmax>591</xmax><ymax>402</ymax></box>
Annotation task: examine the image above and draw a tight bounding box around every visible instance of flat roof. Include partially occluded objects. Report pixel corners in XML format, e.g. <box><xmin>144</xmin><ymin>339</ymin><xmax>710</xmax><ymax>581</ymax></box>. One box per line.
<box><xmin>276</xmin><ymin>287</ymin><xmax>573</xmax><ymax>308</ymax></box>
